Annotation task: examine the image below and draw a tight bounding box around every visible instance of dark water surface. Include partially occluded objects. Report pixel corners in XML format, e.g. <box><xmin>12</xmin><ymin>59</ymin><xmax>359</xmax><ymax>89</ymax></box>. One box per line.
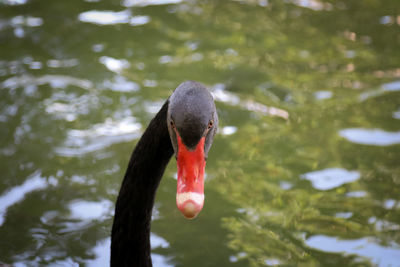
<box><xmin>1</xmin><ymin>0</ymin><xmax>400</xmax><ymax>266</ymax></box>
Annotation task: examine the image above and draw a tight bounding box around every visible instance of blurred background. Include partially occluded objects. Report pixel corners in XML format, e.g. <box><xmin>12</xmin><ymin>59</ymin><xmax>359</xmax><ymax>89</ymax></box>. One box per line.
<box><xmin>1</xmin><ymin>0</ymin><xmax>400</xmax><ymax>266</ymax></box>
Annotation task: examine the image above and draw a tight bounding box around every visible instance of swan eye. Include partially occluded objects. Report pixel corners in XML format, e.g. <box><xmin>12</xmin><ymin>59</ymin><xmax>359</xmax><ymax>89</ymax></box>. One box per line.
<box><xmin>170</xmin><ymin>120</ymin><xmax>175</xmax><ymax>129</ymax></box>
<box><xmin>208</xmin><ymin>120</ymin><xmax>213</xmax><ymax>129</ymax></box>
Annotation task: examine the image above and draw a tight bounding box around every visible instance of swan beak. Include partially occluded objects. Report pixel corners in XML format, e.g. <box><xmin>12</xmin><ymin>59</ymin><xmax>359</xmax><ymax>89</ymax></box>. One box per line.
<box><xmin>176</xmin><ymin>136</ymin><xmax>206</xmax><ymax>219</ymax></box>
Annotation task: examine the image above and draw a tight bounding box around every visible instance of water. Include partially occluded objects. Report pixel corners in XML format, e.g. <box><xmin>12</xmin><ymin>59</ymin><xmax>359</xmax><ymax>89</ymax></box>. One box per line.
<box><xmin>1</xmin><ymin>0</ymin><xmax>400</xmax><ymax>266</ymax></box>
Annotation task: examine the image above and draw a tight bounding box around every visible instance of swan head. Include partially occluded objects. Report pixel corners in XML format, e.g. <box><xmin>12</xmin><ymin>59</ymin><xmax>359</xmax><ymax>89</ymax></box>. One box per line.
<box><xmin>167</xmin><ymin>81</ymin><xmax>218</xmax><ymax>219</ymax></box>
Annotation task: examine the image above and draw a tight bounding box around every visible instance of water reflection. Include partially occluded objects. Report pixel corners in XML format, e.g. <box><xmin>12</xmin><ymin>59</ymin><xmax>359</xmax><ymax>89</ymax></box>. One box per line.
<box><xmin>314</xmin><ymin>90</ymin><xmax>332</xmax><ymax>100</ymax></box>
<box><xmin>55</xmin><ymin>117</ymin><xmax>141</xmax><ymax>156</ymax></box>
<box><xmin>291</xmin><ymin>0</ymin><xmax>332</xmax><ymax>11</ymax></box>
<box><xmin>383</xmin><ymin>199</ymin><xmax>397</xmax><ymax>210</ymax></box>
<box><xmin>56</xmin><ymin>199</ymin><xmax>114</xmax><ymax>235</ymax></box>
<box><xmin>47</xmin><ymin>59</ymin><xmax>79</xmax><ymax>68</ymax></box>
<box><xmin>211</xmin><ymin>84</ymin><xmax>289</xmax><ymax>119</ymax></box>
<box><xmin>335</xmin><ymin>212</ymin><xmax>353</xmax><ymax>219</ymax></box>
<box><xmin>339</xmin><ymin>128</ymin><xmax>400</xmax><ymax>146</ymax></box>
<box><xmin>79</xmin><ymin>10</ymin><xmax>150</xmax><ymax>26</ymax></box>
<box><xmin>221</xmin><ymin>126</ymin><xmax>237</xmax><ymax>136</ymax></box>
<box><xmin>393</xmin><ymin>109</ymin><xmax>400</xmax><ymax>120</ymax></box>
<box><xmin>99</xmin><ymin>56</ymin><xmax>131</xmax><ymax>74</ymax></box>
<box><xmin>86</xmin><ymin>238</ymin><xmax>111</xmax><ymax>267</ymax></box>
<box><xmin>0</xmin><ymin>15</ymin><xmax>43</xmax><ymax>34</ymax></box>
<box><xmin>301</xmin><ymin>168</ymin><xmax>360</xmax><ymax>190</ymax></box>
<box><xmin>0</xmin><ymin>171</ymin><xmax>47</xmax><ymax>226</ymax></box>
<box><xmin>360</xmin><ymin>80</ymin><xmax>400</xmax><ymax>101</ymax></box>
<box><xmin>345</xmin><ymin>191</ymin><xmax>367</xmax><ymax>198</ymax></box>
<box><xmin>143</xmin><ymin>100</ymin><xmax>164</xmax><ymax>114</ymax></box>
<box><xmin>103</xmin><ymin>75</ymin><xmax>140</xmax><ymax>92</ymax></box>
<box><xmin>2</xmin><ymin>74</ymin><xmax>92</xmax><ymax>90</ymax></box>
<box><xmin>68</xmin><ymin>199</ymin><xmax>113</xmax><ymax>221</ymax></box>
<box><xmin>85</xmin><ymin>234</ymin><xmax>172</xmax><ymax>267</ymax></box>
<box><xmin>306</xmin><ymin>235</ymin><xmax>400</xmax><ymax>267</ymax></box>
<box><xmin>2</xmin><ymin>0</ymin><xmax>28</xmax><ymax>5</ymax></box>
<box><xmin>151</xmin><ymin>254</ymin><xmax>174</xmax><ymax>267</ymax></box>
<box><xmin>0</xmin><ymin>58</ymin><xmax>78</xmax><ymax>77</ymax></box>
<box><xmin>122</xmin><ymin>0</ymin><xmax>182</xmax><ymax>7</ymax></box>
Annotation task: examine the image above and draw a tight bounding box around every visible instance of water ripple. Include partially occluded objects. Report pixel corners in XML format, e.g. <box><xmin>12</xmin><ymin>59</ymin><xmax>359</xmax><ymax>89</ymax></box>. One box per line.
<box><xmin>55</xmin><ymin>117</ymin><xmax>142</xmax><ymax>156</ymax></box>
<box><xmin>221</xmin><ymin>126</ymin><xmax>237</xmax><ymax>136</ymax></box>
<box><xmin>211</xmin><ymin>84</ymin><xmax>289</xmax><ymax>119</ymax></box>
<box><xmin>301</xmin><ymin>168</ymin><xmax>360</xmax><ymax>190</ymax></box>
<box><xmin>68</xmin><ymin>199</ymin><xmax>113</xmax><ymax>221</ymax></box>
<box><xmin>85</xmin><ymin>234</ymin><xmax>173</xmax><ymax>267</ymax></box>
<box><xmin>0</xmin><ymin>15</ymin><xmax>43</xmax><ymax>31</ymax></box>
<box><xmin>314</xmin><ymin>90</ymin><xmax>333</xmax><ymax>100</ymax></box>
<box><xmin>393</xmin><ymin>109</ymin><xmax>400</xmax><ymax>119</ymax></box>
<box><xmin>2</xmin><ymin>0</ymin><xmax>28</xmax><ymax>4</ymax></box>
<box><xmin>103</xmin><ymin>75</ymin><xmax>140</xmax><ymax>92</ymax></box>
<box><xmin>291</xmin><ymin>0</ymin><xmax>332</xmax><ymax>11</ymax></box>
<box><xmin>0</xmin><ymin>171</ymin><xmax>47</xmax><ymax>226</ymax></box>
<box><xmin>339</xmin><ymin>128</ymin><xmax>400</xmax><ymax>146</ymax></box>
<box><xmin>122</xmin><ymin>0</ymin><xmax>182</xmax><ymax>7</ymax></box>
<box><xmin>78</xmin><ymin>10</ymin><xmax>150</xmax><ymax>26</ymax></box>
<box><xmin>306</xmin><ymin>235</ymin><xmax>400</xmax><ymax>267</ymax></box>
<box><xmin>1</xmin><ymin>74</ymin><xmax>92</xmax><ymax>90</ymax></box>
<box><xmin>360</xmin><ymin>80</ymin><xmax>400</xmax><ymax>101</ymax></box>
<box><xmin>44</xmin><ymin>93</ymin><xmax>100</xmax><ymax>122</ymax></box>
<box><xmin>99</xmin><ymin>56</ymin><xmax>130</xmax><ymax>74</ymax></box>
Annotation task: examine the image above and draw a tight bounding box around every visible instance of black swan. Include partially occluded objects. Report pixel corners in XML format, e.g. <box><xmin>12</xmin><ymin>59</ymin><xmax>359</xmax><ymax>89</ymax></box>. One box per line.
<box><xmin>111</xmin><ymin>81</ymin><xmax>218</xmax><ymax>266</ymax></box>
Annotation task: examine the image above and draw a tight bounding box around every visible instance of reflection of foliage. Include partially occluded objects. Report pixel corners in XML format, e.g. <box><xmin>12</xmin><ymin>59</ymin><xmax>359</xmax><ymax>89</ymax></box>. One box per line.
<box><xmin>132</xmin><ymin>0</ymin><xmax>400</xmax><ymax>95</ymax></box>
<box><xmin>202</xmin><ymin>1</ymin><xmax>400</xmax><ymax>260</ymax></box>
<box><xmin>222</xmin><ymin>215</ymin><xmax>373</xmax><ymax>267</ymax></box>
<box><xmin>214</xmin><ymin>117</ymin><xmax>399</xmax><ymax>265</ymax></box>
<box><xmin>175</xmin><ymin>1</ymin><xmax>400</xmax><ymax>264</ymax></box>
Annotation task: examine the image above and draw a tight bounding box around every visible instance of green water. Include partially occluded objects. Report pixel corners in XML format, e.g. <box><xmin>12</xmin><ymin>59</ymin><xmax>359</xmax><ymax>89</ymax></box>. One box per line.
<box><xmin>1</xmin><ymin>0</ymin><xmax>400</xmax><ymax>266</ymax></box>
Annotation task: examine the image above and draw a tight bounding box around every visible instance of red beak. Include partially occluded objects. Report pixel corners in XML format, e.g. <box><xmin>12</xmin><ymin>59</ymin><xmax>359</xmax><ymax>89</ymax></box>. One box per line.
<box><xmin>176</xmin><ymin>134</ymin><xmax>206</xmax><ymax>219</ymax></box>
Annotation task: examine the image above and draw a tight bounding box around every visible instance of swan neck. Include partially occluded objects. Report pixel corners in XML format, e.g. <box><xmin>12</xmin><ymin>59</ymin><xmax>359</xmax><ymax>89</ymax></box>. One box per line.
<box><xmin>111</xmin><ymin>100</ymin><xmax>174</xmax><ymax>267</ymax></box>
